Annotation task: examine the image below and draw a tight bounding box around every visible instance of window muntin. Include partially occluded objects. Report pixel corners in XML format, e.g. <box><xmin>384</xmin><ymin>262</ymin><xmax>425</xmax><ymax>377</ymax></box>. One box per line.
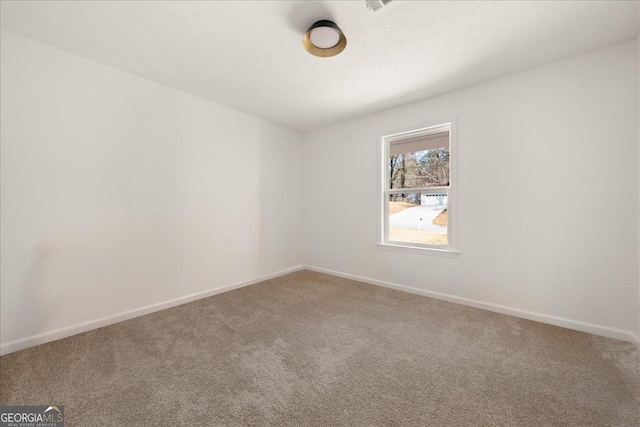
<box><xmin>382</xmin><ymin>123</ymin><xmax>454</xmax><ymax>250</ymax></box>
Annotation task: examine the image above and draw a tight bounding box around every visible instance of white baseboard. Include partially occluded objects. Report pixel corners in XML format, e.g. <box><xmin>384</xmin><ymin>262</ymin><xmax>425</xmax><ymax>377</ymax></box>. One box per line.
<box><xmin>0</xmin><ymin>265</ymin><xmax>304</xmax><ymax>356</ymax></box>
<box><xmin>631</xmin><ymin>333</ymin><xmax>640</xmax><ymax>350</ymax></box>
<box><xmin>304</xmin><ymin>265</ymin><xmax>640</xmax><ymax>347</ymax></box>
<box><xmin>4</xmin><ymin>264</ymin><xmax>638</xmax><ymax>355</ymax></box>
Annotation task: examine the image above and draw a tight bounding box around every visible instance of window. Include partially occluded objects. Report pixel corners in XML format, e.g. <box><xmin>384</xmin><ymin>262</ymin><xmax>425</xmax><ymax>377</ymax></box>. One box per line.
<box><xmin>380</xmin><ymin>121</ymin><xmax>457</xmax><ymax>252</ymax></box>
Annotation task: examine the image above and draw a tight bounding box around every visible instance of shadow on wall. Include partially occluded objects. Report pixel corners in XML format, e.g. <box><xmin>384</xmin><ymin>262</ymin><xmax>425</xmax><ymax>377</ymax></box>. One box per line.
<box><xmin>3</xmin><ymin>214</ymin><xmax>263</xmax><ymax>345</ymax></box>
<box><xmin>285</xmin><ymin>2</ymin><xmax>336</xmax><ymax>34</ymax></box>
<box><xmin>256</xmin><ymin>121</ymin><xmax>302</xmax><ymax>276</ymax></box>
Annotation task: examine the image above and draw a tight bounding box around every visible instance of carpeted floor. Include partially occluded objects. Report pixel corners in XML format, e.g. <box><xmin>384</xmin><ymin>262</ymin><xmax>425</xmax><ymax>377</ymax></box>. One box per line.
<box><xmin>1</xmin><ymin>270</ymin><xmax>639</xmax><ymax>426</ymax></box>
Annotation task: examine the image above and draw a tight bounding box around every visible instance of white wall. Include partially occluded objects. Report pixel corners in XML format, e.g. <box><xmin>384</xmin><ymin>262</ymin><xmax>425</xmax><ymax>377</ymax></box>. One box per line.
<box><xmin>2</xmin><ymin>31</ymin><xmax>639</xmax><ymax>353</ymax></box>
<box><xmin>303</xmin><ymin>40</ymin><xmax>640</xmax><ymax>341</ymax></box>
<box><xmin>0</xmin><ymin>31</ymin><xmax>303</xmax><ymax>351</ymax></box>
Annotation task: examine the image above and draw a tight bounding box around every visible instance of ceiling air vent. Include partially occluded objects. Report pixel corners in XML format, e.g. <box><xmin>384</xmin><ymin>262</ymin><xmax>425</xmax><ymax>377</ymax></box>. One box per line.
<box><xmin>365</xmin><ymin>0</ymin><xmax>393</xmax><ymax>12</ymax></box>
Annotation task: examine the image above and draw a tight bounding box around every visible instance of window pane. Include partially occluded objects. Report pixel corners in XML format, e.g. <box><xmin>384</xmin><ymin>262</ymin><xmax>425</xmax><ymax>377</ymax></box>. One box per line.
<box><xmin>389</xmin><ymin>131</ymin><xmax>449</xmax><ymax>189</ymax></box>
<box><xmin>388</xmin><ymin>193</ymin><xmax>448</xmax><ymax>246</ymax></box>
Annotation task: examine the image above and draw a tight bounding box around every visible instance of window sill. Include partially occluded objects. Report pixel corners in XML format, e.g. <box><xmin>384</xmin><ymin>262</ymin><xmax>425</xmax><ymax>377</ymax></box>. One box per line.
<box><xmin>376</xmin><ymin>243</ymin><xmax>460</xmax><ymax>257</ymax></box>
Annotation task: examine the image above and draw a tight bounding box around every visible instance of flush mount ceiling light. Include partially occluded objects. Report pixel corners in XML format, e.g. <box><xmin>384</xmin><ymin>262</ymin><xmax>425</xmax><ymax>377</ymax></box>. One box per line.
<box><xmin>303</xmin><ymin>20</ymin><xmax>347</xmax><ymax>57</ymax></box>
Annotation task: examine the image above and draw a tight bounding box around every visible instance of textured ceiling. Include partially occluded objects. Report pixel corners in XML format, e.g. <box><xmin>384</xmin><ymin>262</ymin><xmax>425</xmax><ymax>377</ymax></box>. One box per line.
<box><xmin>1</xmin><ymin>1</ymin><xmax>639</xmax><ymax>131</ymax></box>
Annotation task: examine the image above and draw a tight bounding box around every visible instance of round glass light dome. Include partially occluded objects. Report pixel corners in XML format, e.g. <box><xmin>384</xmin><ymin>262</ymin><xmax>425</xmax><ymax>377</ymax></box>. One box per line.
<box><xmin>309</xmin><ymin>26</ymin><xmax>340</xmax><ymax>49</ymax></box>
<box><xmin>302</xmin><ymin>20</ymin><xmax>347</xmax><ymax>57</ymax></box>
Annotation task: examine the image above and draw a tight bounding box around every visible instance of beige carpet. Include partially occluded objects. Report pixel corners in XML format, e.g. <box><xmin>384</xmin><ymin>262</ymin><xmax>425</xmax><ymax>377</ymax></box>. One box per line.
<box><xmin>1</xmin><ymin>270</ymin><xmax>639</xmax><ymax>426</ymax></box>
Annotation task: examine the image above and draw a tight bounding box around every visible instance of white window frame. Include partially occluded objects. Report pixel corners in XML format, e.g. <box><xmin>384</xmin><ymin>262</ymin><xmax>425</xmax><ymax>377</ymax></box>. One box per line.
<box><xmin>378</xmin><ymin>119</ymin><xmax>459</xmax><ymax>256</ymax></box>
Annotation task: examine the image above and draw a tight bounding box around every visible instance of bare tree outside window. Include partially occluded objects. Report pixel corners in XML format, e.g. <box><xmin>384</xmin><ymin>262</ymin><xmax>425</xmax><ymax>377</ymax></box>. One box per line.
<box><xmin>389</xmin><ymin>148</ymin><xmax>449</xmax><ymax>189</ymax></box>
